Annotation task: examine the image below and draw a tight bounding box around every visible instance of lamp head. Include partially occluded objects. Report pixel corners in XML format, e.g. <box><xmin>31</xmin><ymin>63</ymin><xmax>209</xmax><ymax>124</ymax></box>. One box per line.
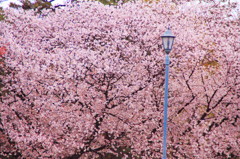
<box><xmin>161</xmin><ymin>27</ymin><xmax>175</xmax><ymax>54</ymax></box>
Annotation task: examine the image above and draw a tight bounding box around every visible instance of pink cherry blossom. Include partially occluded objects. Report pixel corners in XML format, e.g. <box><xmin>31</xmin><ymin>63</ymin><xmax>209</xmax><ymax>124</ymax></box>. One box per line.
<box><xmin>0</xmin><ymin>1</ymin><xmax>239</xmax><ymax>158</ymax></box>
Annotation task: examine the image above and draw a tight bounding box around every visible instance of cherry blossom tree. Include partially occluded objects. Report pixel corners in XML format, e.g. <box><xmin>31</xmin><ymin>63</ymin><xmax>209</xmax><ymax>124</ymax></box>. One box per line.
<box><xmin>0</xmin><ymin>1</ymin><xmax>239</xmax><ymax>158</ymax></box>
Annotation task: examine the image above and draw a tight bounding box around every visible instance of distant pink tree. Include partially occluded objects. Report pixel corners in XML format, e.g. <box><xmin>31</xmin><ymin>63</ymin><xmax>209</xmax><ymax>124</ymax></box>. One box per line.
<box><xmin>0</xmin><ymin>1</ymin><xmax>239</xmax><ymax>158</ymax></box>
<box><xmin>0</xmin><ymin>46</ymin><xmax>6</xmax><ymax>56</ymax></box>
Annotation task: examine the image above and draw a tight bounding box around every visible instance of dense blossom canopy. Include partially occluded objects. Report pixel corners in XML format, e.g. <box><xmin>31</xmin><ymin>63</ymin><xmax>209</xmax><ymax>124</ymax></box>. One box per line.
<box><xmin>0</xmin><ymin>1</ymin><xmax>239</xmax><ymax>158</ymax></box>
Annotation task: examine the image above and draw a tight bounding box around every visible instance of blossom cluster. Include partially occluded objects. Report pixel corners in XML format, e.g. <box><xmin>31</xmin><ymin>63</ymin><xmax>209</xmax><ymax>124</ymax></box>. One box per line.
<box><xmin>0</xmin><ymin>1</ymin><xmax>239</xmax><ymax>158</ymax></box>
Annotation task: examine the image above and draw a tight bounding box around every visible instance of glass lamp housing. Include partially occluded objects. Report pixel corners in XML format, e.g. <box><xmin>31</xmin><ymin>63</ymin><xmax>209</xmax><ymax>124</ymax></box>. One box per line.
<box><xmin>161</xmin><ymin>28</ymin><xmax>175</xmax><ymax>54</ymax></box>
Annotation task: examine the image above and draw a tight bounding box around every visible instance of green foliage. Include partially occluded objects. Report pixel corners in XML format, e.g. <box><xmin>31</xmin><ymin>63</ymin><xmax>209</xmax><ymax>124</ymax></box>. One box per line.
<box><xmin>0</xmin><ymin>57</ymin><xmax>10</xmax><ymax>97</ymax></box>
<box><xmin>0</xmin><ymin>7</ymin><xmax>4</xmax><ymax>21</ymax></box>
<box><xmin>0</xmin><ymin>58</ymin><xmax>4</xmax><ymax>97</ymax></box>
<box><xmin>202</xmin><ymin>60</ymin><xmax>219</xmax><ymax>68</ymax></box>
<box><xmin>9</xmin><ymin>0</ymin><xmax>52</xmax><ymax>13</ymax></box>
<box><xmin>96</xmin><ymin>0</ymin><xmax>131</xmax><ymax>5</ymax></box>
<box><xmin>97</xmin><ymin>0</ymin><xmax>118</xmax><ymax>5</ymax></box>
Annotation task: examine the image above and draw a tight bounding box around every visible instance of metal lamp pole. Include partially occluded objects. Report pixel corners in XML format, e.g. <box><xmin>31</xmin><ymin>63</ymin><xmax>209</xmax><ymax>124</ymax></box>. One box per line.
<box><xmin>161</xmin><ymin>28</ymin><xmax>175</xmax><ymax>159</ymax></box>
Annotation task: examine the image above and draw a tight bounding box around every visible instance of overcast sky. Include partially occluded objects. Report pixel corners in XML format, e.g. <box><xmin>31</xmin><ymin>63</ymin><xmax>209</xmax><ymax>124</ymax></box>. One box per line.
<box><xmin>1</xmin><ymin>0</ymin><xmax>239</xmax><ymax>16</ymax></box>
<box><xmin>0</xmin><ymin>0</ymin><xmax>66</xmax><ymax>8</ymax></box>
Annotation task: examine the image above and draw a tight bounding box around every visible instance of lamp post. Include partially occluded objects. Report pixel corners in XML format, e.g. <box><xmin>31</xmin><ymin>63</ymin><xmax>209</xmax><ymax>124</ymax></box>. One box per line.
<box><xmin>161</xmin><ymin>27</ymin><xmax>175</xmax><ymax>159</ymax></box>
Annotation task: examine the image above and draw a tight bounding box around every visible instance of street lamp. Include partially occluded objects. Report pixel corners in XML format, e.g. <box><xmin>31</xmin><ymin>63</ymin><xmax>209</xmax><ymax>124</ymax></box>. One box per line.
<box><xmin>161</xmin><ymin>27</ymin><xmax>175</xmax><ymax>159</ymax></box>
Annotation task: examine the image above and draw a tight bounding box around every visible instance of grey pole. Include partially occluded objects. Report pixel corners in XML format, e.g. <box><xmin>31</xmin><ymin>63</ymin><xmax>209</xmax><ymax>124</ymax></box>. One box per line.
<box><xmin>161</xmin><ymin>27</ymin><xmax>175</xmax><ymax>159</ymax></box>
<box><xmin>162</xmin><ymin>54</ymin><xmax>169</xmax><ymax>159</ymax></box>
